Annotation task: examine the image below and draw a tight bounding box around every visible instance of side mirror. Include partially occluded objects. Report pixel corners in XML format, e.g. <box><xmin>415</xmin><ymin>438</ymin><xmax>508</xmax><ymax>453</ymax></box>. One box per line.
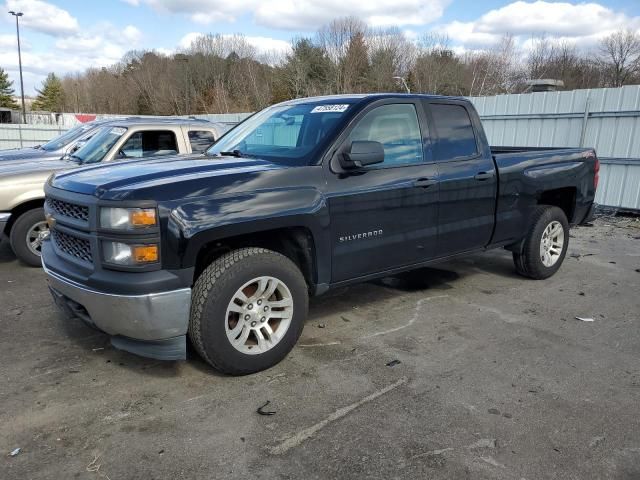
<box><xmin>340</xmin><ymin>141</ymin><xmax>384</xmax><ymax>169</ymax></box>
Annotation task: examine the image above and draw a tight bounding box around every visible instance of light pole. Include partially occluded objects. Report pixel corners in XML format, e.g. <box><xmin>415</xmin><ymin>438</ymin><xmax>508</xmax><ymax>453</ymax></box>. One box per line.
<box><xmin>393</xmin><ymin>76</ymin><xmax>410</xmax><ymax>94</ymax></box>
<box><xmin>9</xmin><ymin>11</ymin><xmax>26</xmax><ymax>123</ymax></box>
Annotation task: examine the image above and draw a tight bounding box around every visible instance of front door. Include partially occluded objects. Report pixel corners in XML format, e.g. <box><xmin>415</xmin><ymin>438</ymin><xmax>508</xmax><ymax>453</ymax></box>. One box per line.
<box><xmin>325</xmin><ymin>101</ymin><xmax>439</xmax><ymax>283</ymax></box>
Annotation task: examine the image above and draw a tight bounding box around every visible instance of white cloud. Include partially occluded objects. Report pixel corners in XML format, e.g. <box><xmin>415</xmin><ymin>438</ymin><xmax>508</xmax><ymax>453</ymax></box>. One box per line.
<box><xmin>138</xmin><ymin>0</ymin><xmax>451</xmax><ymax>30</ymax></box>
<box><xmin>435</xmin><ymin>1</ymin><xmax>640</xmax><ymax>49</ymax></box>
<box><xmin>178</xmin><ymin>32</ymin><xmax>291</xmax><ymax>56</ymax></box>
<box><xmin>1</xmin><ymin>22</ymin><xmax>145</xmax><ymax>94</ymax></box>
<box><xmin>5</xmin><ymin>0</ymin><xmax>79</xmax><ymax>37</ymax></box>
<box><xmin>178</xmin><ymin>32</ymin><xmax>203</xmax><ymax>50</ymax></box>
<box><xmin>122</xmin><ymin>25</ymin><xmax>143</xmax><ymax>43</ymax></box>
<box><xmin>0</xmin><ymin>34</ymin><xmax>19</xmax><ymax>50</ymax></box>
<box><xmin>245</xmin><ymin>36</ymin><xmax>292</xmax><ymax>55</ymax></box>
<box><xmin>253</xmin><ymin>0</ymin><xmax>451</xmax><ymax>30</ymax></box>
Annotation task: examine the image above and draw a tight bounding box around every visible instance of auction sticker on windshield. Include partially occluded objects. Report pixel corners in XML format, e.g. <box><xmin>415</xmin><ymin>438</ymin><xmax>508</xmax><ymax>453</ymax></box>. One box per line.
<box><xmin>311</xmin><ymin>104</ymin><xmax>349</xmax><ymax>113</ymax></box>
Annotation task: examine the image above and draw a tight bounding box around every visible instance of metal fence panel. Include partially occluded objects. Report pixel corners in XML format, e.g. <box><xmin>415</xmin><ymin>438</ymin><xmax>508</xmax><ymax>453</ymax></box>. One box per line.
<box><xmin>470</xmin><ymin>85</ymin><xmax>640</xmax><ymax>212</ymax></box>
<box><xmin>0</xmin><ymin>124</ymin><xmax>65</xmax><ymax>149</ymax></box>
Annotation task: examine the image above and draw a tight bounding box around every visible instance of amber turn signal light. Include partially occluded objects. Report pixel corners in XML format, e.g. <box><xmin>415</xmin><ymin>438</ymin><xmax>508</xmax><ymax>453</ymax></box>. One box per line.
<box><xmin>130</xmin><ymin>209</ymin><xmax>157</xmax><ymax>226</ymax></box>
<box><xmin>132</xmin><ymin>245</ymin><xmax>158</xmax><ymax>263</ymax></box>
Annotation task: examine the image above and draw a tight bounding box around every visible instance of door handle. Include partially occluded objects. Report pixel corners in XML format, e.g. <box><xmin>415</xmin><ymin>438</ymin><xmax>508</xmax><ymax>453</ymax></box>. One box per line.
<box><xmin>414</xmin><ymin>178</ymin><xmax>437</xmax><ymax>188</ymax></box>
<box><xmin>474</xmin><ymin>171</ymin><xmax>494</xmax><ymax>181</ymax></box>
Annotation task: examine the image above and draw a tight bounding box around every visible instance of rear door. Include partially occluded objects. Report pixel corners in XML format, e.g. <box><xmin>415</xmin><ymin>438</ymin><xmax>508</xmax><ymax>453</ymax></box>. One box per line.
<box><xmin>424</xmin><ymin>100</ymin><xmax>497</xmax><ymax>256</ymax></box>
<box><xmin>325</xmin><ymin>99</ymin><xmax>439</xmax><ymax>282</ymax></box>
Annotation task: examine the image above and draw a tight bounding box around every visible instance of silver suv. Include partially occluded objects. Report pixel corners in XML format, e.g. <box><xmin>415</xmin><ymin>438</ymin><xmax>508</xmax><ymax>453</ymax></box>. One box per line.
<box><xmin>0</xmin><ymin>118</ymin><xmax>228</xmax><ymax>266</ymax></box>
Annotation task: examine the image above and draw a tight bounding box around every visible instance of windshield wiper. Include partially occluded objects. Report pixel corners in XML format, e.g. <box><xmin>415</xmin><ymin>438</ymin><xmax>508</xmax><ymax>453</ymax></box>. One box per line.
<box><xmin>218</xmin><ymin>150</ymin><xmax>245</xmax><ymax>158</ymax></box>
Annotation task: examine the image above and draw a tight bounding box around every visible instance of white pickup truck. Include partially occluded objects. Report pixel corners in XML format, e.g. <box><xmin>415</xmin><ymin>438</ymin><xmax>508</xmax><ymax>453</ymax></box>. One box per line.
<box><xmin>0</xmin><ymin>117</ymin><xmax>227</xmax><ymax>266</ymax></box>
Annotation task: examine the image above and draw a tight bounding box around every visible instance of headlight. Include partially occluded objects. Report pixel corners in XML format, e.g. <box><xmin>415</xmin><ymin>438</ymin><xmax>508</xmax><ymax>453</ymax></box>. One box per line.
<box><xmin>103</xmin><ymin>241</ymin><xmax>159</xmax><ymax>266</ymax></box>
<box><xmin>100</xmin><ymin>207</ymin><xmax>157</xmax><ymax>230</ymax></box>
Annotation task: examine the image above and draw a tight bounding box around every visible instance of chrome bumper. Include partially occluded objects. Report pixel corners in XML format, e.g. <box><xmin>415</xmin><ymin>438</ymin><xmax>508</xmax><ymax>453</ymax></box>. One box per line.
<box><xmin>43</xmin><ymin>262</ymin><xmax>191</xmax><ymax>341</ymax></box>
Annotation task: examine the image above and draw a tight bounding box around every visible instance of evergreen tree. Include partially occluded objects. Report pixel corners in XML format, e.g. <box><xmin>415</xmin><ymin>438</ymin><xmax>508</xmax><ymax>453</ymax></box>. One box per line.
<box><xmin>339</xmin><ymin>32</ymin><xmax>369</xmax><ymax>93</ymax></box>
<box><xmin>32</xmin><ymin>73</ymin><xmax>65</xmax><ymax>112</ymax></box>
<box><xmin>0</xmin><ymin>68</ymin><xmax>19</xmax><ymax>109</ymax></box>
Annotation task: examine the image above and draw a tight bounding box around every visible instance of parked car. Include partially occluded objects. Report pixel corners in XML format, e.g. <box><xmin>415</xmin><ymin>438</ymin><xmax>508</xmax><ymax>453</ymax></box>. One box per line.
<box><xmin>0</xmin><ymin>119</ymin><xmax>115</xmax><ymax>161</ymax></box>
<box><xmin>1</xmin><ymin>118</ymin><xmax>226</xmax><ymax>266</ymax></box>
<box><xmin>42</xmin><ymin>94</ymin><xmax>598</xmax><ymax>375</ymax></box>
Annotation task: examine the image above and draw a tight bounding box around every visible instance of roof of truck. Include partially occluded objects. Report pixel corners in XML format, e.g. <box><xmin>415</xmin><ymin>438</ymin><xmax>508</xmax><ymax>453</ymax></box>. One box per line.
<box><xmin>94</xmin><ymin>116</ymin><xmax>212</xmax><ymax>126</ymax></box>
<box><xmin>278</xmin><ymin>93</ymin><xmax>469</xmax><ymax>106</ymax></box>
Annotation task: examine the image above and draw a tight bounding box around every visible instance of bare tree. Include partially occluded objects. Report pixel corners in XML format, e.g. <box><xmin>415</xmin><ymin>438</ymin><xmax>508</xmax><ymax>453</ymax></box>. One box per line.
<box><xmin>411</xmin><ymin>34</ymin><xmax>466</xmax><ymax>95</ymax></box>
<box><xmin>466</xmin><ymin>35</ymin><xmax>525</xmax><ymax>96</ymax></box>
<box><xmin>367</xmin><ymin>27</ymin><xmax>416</xmax><ymax>92</ymax></box>
<box><xmin>597</xmin><ymin>29</ymin><xmax>640</xmax><ymax>87</ymax></box>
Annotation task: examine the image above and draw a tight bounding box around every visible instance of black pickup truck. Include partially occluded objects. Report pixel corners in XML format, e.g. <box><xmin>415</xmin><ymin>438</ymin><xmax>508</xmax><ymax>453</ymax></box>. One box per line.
<box><xmin>41</xmin><ymin>94</ymin><xmax>598</xmax><ymax>375</ymax></box>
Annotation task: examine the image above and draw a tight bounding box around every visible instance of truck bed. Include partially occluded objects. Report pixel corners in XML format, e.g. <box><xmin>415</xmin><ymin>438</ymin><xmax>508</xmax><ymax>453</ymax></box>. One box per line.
<box><xmin>490</xmin><ymin>146</ymin><xmax>588</xmax><ymax>155</ymax></box>
<box><xmin>488</xmin><ymin>145</ymin><xmax>598</xmax><ymax>247</ymax></box>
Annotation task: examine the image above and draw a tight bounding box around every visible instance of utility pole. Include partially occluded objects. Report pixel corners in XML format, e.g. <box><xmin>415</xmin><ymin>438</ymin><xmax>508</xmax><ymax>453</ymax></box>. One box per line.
<box><xmin>393</xmin><ymin>76</ymin><xmax>411</xmax><ymax>94</ymax></box>
<box><xmin>9</xmin><ymin>11</ymin><xmax>26</xmax><ymax>123</ymax></box>
<box><xmin>175</xmin><ymin>54</ymin><xmax>190</xmax><ymax>115</ymax></box>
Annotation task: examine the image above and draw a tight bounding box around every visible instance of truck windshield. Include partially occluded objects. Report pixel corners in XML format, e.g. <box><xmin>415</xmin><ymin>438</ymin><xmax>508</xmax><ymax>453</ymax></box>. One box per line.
<box><xmin>40</xmin><ymin>124</ymin><xmax>93</xmax><ymax>152</ymax></box>
<box><xmin>71</xmin><ymin>126</ymin><xmax>127</xmax><ymax>164</ymax></box>
<box><xmin>207</xmin><ymin>103</ymin><xmax>349</xmax><ymax>165</ymax></box>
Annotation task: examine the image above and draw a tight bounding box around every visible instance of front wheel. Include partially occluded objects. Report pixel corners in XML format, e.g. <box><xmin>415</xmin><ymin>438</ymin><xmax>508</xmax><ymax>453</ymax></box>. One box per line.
<box><xmin>9</xmin><ymin>207</ymin><xmax>48</xmax><ymax>267</ymax></box>
<box><xmin>513</xmin><ymin>206</ymin><xmax>569</xmax><ymax>280</ymax></box>
<box><xmin>189</xmin><ymin>248</ymin><xmax>308</xmax><ymax>375</ymax></box>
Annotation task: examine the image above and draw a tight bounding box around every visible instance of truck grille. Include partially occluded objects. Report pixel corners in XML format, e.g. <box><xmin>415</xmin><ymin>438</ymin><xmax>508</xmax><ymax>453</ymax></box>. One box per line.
<box><xmin>52</xmin><ymin>230</ymin><xmax>92</xmax><ymax>263</ymax></box>
<box><xmin>47</xmin><ymin>198</ymin><xmax>89</xmax><ymax>222</ymax></box>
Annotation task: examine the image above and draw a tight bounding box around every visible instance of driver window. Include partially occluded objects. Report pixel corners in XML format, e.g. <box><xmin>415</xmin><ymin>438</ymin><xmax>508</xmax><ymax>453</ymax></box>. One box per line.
<box><xmin>120</xmin><ymin>131</ymin><xmax>178</xmax><ymax>158</ymax></box>
<box><xmin>348</xmin><ymin>104</ymin><xmax>423</xmax><ymax>167</ymax></box>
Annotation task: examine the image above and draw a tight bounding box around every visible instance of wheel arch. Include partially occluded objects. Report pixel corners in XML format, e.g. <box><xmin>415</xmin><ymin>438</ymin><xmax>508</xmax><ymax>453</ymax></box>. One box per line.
<box><xmin>192</xmin><ymin>226</ymin><xmax>319</xmax><ymax>294</ymax></box>
<box><xmin>3</xmin><ymin>198</ymin><xmax>45</xmax><ymax>236</ymax></box>
<box><xmin>537</xmin><ymin>187</ymin><xmax>576</xmax><ymax>224</ymax></box>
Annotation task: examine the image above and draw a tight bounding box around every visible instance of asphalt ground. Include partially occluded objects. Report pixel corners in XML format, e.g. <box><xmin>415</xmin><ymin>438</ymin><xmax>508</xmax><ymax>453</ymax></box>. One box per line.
<box><xmin>1</xmin><ymin>216</ymin><xmax>639</xmax><ymax>479</ymax></box>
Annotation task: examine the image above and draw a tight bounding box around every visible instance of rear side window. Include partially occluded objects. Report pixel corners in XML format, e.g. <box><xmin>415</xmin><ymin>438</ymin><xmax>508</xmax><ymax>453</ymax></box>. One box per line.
<box><xmin>188</xmin><ymin>130</ymin><xmax>216</xmax><ymax>153</ymax></box>
<box><xmin>120</xmin><ymin>130</ymin><xmax>178</xmax><ymax>158</ymax></box>
<box><xmin>430</xmin><ymin>104</ymin><xmax>478</xmax><ymax>159</ymax></box>
<box><xmin>348</xmin><ymin>104</ymin><xmax>424</xmax><ymax>167</ymax></box>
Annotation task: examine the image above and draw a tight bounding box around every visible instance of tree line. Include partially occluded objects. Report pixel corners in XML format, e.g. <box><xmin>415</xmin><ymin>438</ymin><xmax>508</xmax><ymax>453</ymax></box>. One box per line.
<box><xmin>3</xmin><ymin>18</ymin><xmax>640</xmax><ymax>114</ymax></box>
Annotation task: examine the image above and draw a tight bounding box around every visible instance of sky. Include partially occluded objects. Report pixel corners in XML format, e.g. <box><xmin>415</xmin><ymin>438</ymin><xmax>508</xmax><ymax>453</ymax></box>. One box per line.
<box><xmin>1</xmin><ymin>0</ymin><xmax>639</xmax><ymax>96</ymax></box>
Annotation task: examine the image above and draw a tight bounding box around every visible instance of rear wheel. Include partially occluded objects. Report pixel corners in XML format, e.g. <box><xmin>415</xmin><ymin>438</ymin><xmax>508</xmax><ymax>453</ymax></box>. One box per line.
<box><xmin>189</xmin><ymin>248</ymin><xmax>308</xmax><ymax>375</ymax></box>
<box><xmin>9</xmin><ymin>207</ymin><xmax>48</xmax><ymax>267</ymax></box>
<box><xmin>513</xmin><ymin>205</ymin><xmax>569</xmax><ymax>280</ymax></box>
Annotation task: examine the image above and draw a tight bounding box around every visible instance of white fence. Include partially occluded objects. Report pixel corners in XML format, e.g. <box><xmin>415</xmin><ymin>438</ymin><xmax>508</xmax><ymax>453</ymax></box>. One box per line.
<box><xmin>0</xmin><ymin>124</ymin><xmax>68</xmax><ymax>149</ymax></box>
<box><xmin>470</xmin><ymin>86</ymin><xmax>640</xmax><ymax>212</ymax></box>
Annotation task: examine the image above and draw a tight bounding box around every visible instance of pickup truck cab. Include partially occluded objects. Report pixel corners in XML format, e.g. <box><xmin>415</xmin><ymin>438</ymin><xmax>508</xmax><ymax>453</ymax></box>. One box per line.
<box><xmin>1</xmin><ymin>117</ymin><xmax>225</xmax><ymax>266</ymax></box>
<box><xmin>42</xmin><ymin>94</ymin><xmax>598</xmax><ymax>375</ymax></box>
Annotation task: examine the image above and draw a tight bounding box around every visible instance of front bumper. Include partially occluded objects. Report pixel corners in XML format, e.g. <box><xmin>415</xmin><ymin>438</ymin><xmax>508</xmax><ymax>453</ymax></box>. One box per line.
<box><xmin>43</xmin><ymin>258</ymin><xmax>191</xmax><ymax>360</ymax></box>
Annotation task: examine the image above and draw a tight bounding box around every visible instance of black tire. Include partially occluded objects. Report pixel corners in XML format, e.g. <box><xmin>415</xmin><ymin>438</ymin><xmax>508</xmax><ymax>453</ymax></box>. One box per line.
<box><xmin>513</xmin><ymin>205</ymin><xmax>569</xmax><ymax>280</ymax></box>
<box><xmin>189</xmin><ymin>247</ymin><xmax>308</xmax><ymax>375</ymax></box>
<box><xmin>9</xmin><ymin>207</ymin><xmax>47</xmax><ymax>267</ymax></box>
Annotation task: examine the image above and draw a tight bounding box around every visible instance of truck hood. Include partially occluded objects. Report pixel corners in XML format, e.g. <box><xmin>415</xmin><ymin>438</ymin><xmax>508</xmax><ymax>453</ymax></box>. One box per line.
<box><xmin>0</xmin><ymin>156</ymin><xmax>76</xmax><ymax>178</ymax></box>
<box><xmin>0</xmin><ymin>147</ymin><xmax>61</xmax><ymax>162</ymax></box>
<box><xmin>50</xmin><ymin>154</ymin><xmax>286</xmax><ymax>198</ymax></box>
